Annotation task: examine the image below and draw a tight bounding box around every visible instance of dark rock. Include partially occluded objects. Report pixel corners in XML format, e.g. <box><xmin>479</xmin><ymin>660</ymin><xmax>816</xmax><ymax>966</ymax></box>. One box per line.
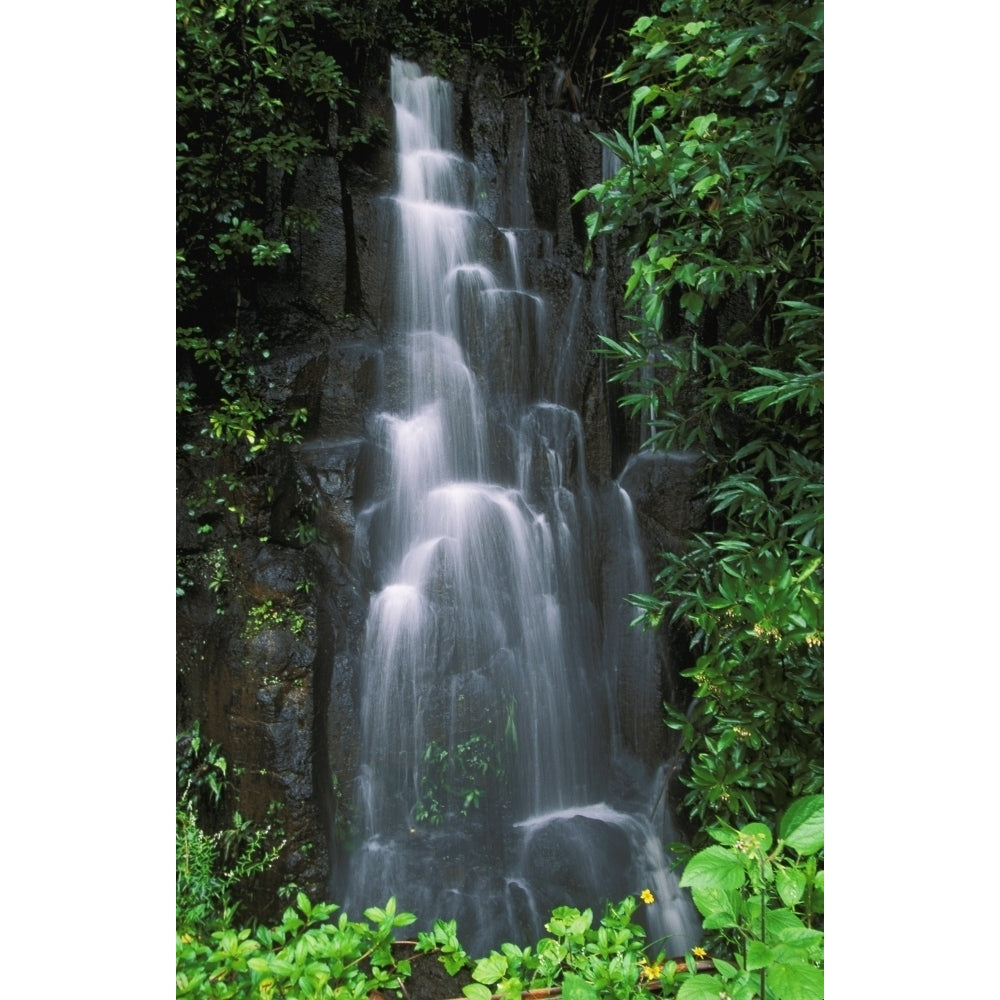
<box><xmin>619</xmin><ymin>449</ymin><xmax>707</xmax><ymax>558</ymax></box>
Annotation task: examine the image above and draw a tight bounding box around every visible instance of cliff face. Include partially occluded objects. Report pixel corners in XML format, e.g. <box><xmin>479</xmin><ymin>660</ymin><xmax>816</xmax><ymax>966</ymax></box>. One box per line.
<box><xmin>176</xmin><ymin>58</ymin><xmax>704</xmax><ymax>920</ymax></box>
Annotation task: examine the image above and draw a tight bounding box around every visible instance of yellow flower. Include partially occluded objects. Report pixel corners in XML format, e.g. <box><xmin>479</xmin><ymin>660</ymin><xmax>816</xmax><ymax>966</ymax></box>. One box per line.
<box><xmin>692</xmin><ymin>946</ymin><xmax>707</xmax><ymax>959</ymax></box>
<box><xmin>641</xmin><ymin>962</ymin><xmax>663</xmax><ymax>981</ymax></box>
<box><xmin>640</xmin><ymin>888</ymin><xmax>655</xmax><ymax>904</ymax></box>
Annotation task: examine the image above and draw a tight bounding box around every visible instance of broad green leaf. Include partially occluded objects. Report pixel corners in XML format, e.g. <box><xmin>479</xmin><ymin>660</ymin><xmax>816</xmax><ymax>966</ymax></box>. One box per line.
<box><xmin>760</xmin><ymin>907</ymin><xmax>807</xmax><ymax>939</ymax></box>
<box><xmin>692</xmin><ymin>172</ymin><xmax>722</xmax><ymax>197</ymax></box>
<box><xmin>693</xmin><ymin>886</ymin><xmax>740</xmax><ymax>929</ymax></box>
<box><xmin>679</xmin><ymin>291</ymin><xmax>704</xmax><ymax>318</ymax></box>
<box><xmin>472</xmin><ymin>953</ymin><xmax>508</xmax><ymax>984</ymax></box>
<box><xmin>562</xmin><ymin>972</ymin><xmax>600</xmax><ymax>1000</ymax></box>
<box><xmin>687</xmin><ymin>113</ymin><xmax>718</xmax><ymax>138</ymax></box>
<box><xmin>680</xmin><ymin>845</ymin><xmax>746</xmax><ymax>892</ymax></box>
<box><xmin>745</xmin><ymin>940</ymin><xmax>774</xmax><ymax>971</ymax></box>
<box><xmin>775</xmin><ymin>866</ymin><xmax>806</xmax><ymax>907</ymax></box>
<box><xmin>463</xmin><ymin>985</ymin><xmax>493</xmax><ymax>1000</ymax></box>
<box><xmin>706</xmin><ymin>825</ymin><xmax>740</xmax><ymax>846</ymax></box>
<box><xmin>766</xmin><ymin>960</ymin><xmax>824</xmax><ymax>1000</ymax></box>
<box><xmin>566</xmin><ymin>908</ymin><xmax>593</xmax><ymax>936</ymax></box>
<box><xmin>677</xmin><ymin>973</ymin><xmax>728</xmax><ymax>1000</ymax></box>
<box><xmin>710</xmin><ymin>957</ymin><xmax>739</xmax><ymax>977</ymax></box>
<box><xmin>771</xmin><ymin>925</ymin><xmax>824</xmax><ymax>950</ymax></box>
<box><xmin>779</xmin><ymin>796</ymin><xmax>823</xmax><ymax>855</ymax></box>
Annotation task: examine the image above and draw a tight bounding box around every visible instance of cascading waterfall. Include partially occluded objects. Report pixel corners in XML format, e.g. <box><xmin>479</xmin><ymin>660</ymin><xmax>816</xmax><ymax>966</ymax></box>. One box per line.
<box><xmin>341</xmin><ymin>57</ymin><xmax>700</xmax><ymax>957</ymax></box>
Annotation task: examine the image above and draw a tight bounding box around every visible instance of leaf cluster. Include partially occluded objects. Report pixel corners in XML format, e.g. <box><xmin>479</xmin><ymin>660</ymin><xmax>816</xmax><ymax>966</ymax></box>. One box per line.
<box><xmin>413</xmin><ymin>734</ymin><xmax>503</xmax><ymax>827</ymax></box>
<box><xmin>678</xmin><ymin>795</ymin><xmax>823</xmax><ymax>1000</ymax></box>
<box><xmin>176</xmin><ymin>796</ymin><xmax>821</xmax><ymax>1000</ymax></box>
<box><xmin>177</xmin><ymin>0</ymin><xmax>356</xmax><ymax>500</ymax></box>
<box><xmin>177</xmin><ymin>723</ymin><xmax>290</xmax><ymax>935</ymax></box>
<box><xmin>461</xmin><ymin>894</ymin><xmax>684</xmax><ymax>1000</ymax></box>
<box><xmin>178</xmin><ymin>720</ymin><xmax>231</xmax><ymax>810</ymax></box>
<box><xmin>578</xmin><ymin>0</ymin><xmax>823</xmax><ymax>832</ymax></box>
<box><xmin>243</xmin><ymin>598</ymin><xmax>310</xmax><ymax>640</ymax></box>
<box><xmin>177</xmin><ymin>0</ymin><xmax>354</xmax><ymax>289</ymax></box>
<box><xmin>176</xmin><ymin>894</ymin><xmax>418</xmax><ymax>999</ymax></box>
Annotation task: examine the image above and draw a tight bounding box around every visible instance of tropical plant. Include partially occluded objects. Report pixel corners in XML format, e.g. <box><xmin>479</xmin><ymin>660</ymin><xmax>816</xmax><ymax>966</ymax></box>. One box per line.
<box><xmin>177</xmin><ymin>720</ymin><xmax>231</xmax><ymax>810</ymax></box>
<box><xmin>461</xmin><ymin>891</ymin><xmax>687</xmax><ymax>1000</ymax></box>
<box><xmin>176</xmin><ymin>894</ymin><xmax>418</xmax><ymax>999</ymax></box>
<box><xmin>175</xmin><ymin>797</ymin><xmax>822</xmax><ymax>999</ymax></box>
<box><xmin>177</xmin><ymin>723</ymin><xmax>288</xmax><ymax>934</ymax></box>
<box><xmin>176</xmin><ymin>0</ymin><xmax>358</xmax><ymax>534</ymax></box>
<box><xmin>456</xmin><ymin>796</ymin><xmax>822</xmax><ymax>1000</ymax></box>
<box><xmin>577</xmin><ymin>0</ymin><xmax>823</xmax><ymax>833</ymax></box>
<box><xmin>677</xmin><ymin>794</ymin><xmax>823</xmax><ymax>1000</ymax></box>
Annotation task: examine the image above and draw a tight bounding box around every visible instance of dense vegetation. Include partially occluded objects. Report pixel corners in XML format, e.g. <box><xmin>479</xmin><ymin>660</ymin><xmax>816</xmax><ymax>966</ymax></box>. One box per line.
<box><xmin>179</xmin><ymin>725</ymin><xmax>823</xmax><ymax>999</ymax></box>
<box><xmin>177</xmin><ymin>0</ymin><xmax>823</xmax><ymax>995</ymax></box>
<box><xmin>578</xmin><ymin>0</ymin><xmax>823</xmax><ymax>837</ymax></box>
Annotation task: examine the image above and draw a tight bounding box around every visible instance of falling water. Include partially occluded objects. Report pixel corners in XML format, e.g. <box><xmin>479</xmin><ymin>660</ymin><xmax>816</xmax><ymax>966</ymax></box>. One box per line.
<box><xmin>341</xmin><ymin>57</ymin><xmax>700</xmax><ymax>957</ymax></box>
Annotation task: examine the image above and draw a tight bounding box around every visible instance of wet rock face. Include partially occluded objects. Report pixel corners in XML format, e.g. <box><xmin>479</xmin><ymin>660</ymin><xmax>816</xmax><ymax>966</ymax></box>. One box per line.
<box><xmin>176</xmin><ymin>59</ymin><xmax>701</xmax><ymax>916</ymax></box>
<box><xmin>618</xmin><ymin>450</ymin><xmax>708</xmax><ymax>561</ymax></box>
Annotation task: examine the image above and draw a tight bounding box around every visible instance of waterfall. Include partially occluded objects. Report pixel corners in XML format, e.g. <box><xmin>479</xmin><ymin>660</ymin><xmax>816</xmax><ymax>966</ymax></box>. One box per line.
<box><xmin>340</xmin><ymin>57</ymin><xmax>700</xmax><ymax>957</ymax></box>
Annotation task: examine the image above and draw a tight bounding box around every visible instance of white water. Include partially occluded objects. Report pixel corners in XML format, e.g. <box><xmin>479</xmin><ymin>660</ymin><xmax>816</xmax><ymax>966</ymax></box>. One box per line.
<box><xmin>341</xmin><ymin>57</ymin><xmax>700</xmax><ymax>956</ymax></box>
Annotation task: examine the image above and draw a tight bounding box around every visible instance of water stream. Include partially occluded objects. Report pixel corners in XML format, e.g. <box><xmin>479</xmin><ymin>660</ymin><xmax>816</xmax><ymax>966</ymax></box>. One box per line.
<box><xmin>341</xmin><ymin>57</ymin><xmax>700</xmax><ymax>957</ymax></box>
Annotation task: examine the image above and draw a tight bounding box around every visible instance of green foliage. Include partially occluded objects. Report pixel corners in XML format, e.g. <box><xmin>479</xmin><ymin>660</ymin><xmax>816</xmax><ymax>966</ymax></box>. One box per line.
<box><xmin>460</xmin><ymin>892</ymin><xmax>701</xmax><ymax>1000</ymax></box>
<box><xmin>415</xmin><ymin>918</ymin><xmax>474</xmax><ymax>976</ymax></box>
<box><xmin>176</xmin><ymin>894</ymin><xmax>417</xmax><ymax>999</ymax></box>
<box><xmin>514</xmin><ymin>10</ymin><xmax>545</xmax><ymax>80</ymax></box>
<box><xmin>176</xmin><ymin>544</ymin><xmax>236</xmax><ymax>608</ymax></box>
<box><xmin>176</xmin><ymin>799</ymin><xmax>820</xmax><ymax>999</ymax></box>
<box><xmin>578</xmin><ymin>0</ymin><xmax>823</xmax><ymax>832</ymax></box>
<box><xmin>243</xmin><ymin>598</ymin><xmax>308</xmax><ymax>639</ymax></box>
<box><xmin>678</xmin><ymin>795</ymin><xmax>824</xmax><ymax>1000</ymax></box>
<box><xmin>177</xmin><ymin>0</ymin><xmax>353</xmax><ymax>498</ymax></box>
<box><xmin>177</xmin><ymin>720</ymin><xmax>231</xmax><ymax>809</ymax></box>
<box><xmin>177</xmin><ymin>0</ymin><xmax>354</xmax><ymax>285</ymax></box>
<box><xmin>368</xmin><ymin>0</ymin><xmax>620</xmax><ymax>83</ymax></box>
<box><xmin>177</xmin><ymin>724</ymin><xmax>288</xmax><ymax>934</ymax></box>
<box><xmin>413</xmin><ymin>734</ymin><xmax>502</xmax><ymax>826</ymax></box>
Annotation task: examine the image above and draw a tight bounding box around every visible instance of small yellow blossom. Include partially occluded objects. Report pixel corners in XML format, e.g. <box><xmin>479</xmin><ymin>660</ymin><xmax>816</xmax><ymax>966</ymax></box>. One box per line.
<box><xmin>640</xmin><ymin>888</ymin><xmax>655</xmax><ymax>904</ymax></box>
<box><xmin>692</xmin><ymin>946</ymin><xmax>707</xmax><ymax>959</ymax></box>
<box><xmin>752</xmin><ymin>620</ymin><xmax>781</xmax><ymax>641</ymax></box>
<box><xmin>641</xmin><ymin>962</ymin><xmax>663</xmax><ymax>981</ymax></box>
